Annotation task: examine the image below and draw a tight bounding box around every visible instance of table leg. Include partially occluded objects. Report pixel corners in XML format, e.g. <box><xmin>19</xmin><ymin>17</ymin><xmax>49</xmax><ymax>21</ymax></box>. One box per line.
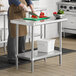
<box><xmin>29</xmin><ymin>26</ymin><xmax>31</xmax><ymax>43</ymax></box>
<box><xmin>44</xmin><ymin>24</ymin><xmax>47</xmax><ymax>62</ymax></box>
<box><xmin>40</xmin><ymin>25</ymin><xmax>43</xmax><ymax>39</ymax></box>
<box><xmin>63</xmin><ymin>32</ymin><xmax>66</xmax><ymax>38</ymax></box>
<box><xmin>31</xmin><ymin>26</ymin><xmax>34</xmax><ymax>72</ymax></box>
<box><xmin>28</xmin><ymin>13</ymin><xmax>31</xmax><ymax>43</ymax></box>
<box><xmin>4</xmin><ymin>15</ymin><xmax>6</xmax><ymax>53</ymax></box>
<box><xmin>44</xmin><ymin>24</ymin><xmax>46</xmax><ymax>39</ymax></box>
<box><xmin>16</xmin><ymin>24</ymin><xmax>19</xmax><ymax>69</ymax></box>
<box><xmin>59</xmin><ymin>22</ymin><xmax>62</xmax><ymax>66</ymax></box>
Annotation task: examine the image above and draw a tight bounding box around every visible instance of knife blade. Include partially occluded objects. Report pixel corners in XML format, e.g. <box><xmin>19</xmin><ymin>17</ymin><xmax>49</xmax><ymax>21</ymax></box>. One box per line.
<box><xmin>29</xmin><ymin>12</ymin><xmax>39</xmax><ymax>17</ymax></box>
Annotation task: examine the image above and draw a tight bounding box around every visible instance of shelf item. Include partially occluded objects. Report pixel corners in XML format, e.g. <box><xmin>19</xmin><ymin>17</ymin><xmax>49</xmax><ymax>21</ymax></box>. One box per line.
<box><xmin>37</xmin><ymin>39</ymin><xmax>56</xmax><ymax>53</ymax></box>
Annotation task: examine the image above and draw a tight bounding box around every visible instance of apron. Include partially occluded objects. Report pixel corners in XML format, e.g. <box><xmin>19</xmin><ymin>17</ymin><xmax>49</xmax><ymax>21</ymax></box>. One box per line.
<box><xmin>9</xmin><ymin>0</ymin><xmax>27</xmax><ymax>38</ymax></box>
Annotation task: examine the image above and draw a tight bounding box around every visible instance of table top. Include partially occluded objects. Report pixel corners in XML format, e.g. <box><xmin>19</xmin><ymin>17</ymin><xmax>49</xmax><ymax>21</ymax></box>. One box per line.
<box><xmin>10</xmin><ymin>17</ymin><xmax>67</xmax><ymax>26</ymax></box>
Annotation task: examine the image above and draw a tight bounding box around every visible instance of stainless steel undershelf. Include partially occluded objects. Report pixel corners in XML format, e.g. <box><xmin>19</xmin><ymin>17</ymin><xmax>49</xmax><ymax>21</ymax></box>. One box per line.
<box><xmin>18</xmin><ymin>50</ymin><xmax>61</xmax><ymax>61</ymax></box>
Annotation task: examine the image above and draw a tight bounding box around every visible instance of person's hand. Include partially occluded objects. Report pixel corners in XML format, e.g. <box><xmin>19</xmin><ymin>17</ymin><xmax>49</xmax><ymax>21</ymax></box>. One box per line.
<box><xmin>29</xmin><ymin>4</ymin><xmax>36</xmax><ymax>14</ymax></box>
<box><xmin>23</xmin><ymin>5</ymin><xmax>29</xmax><ymax>12</ymax></box>
<box><xmin>19</xmin><ymin>3</ymin><xmax>29</xmax><ymax>12</ymax></box>
<box><xmin>32</xmin><ymin>10</ymin><xmax>36</xmax><ymax>14</ymax></box>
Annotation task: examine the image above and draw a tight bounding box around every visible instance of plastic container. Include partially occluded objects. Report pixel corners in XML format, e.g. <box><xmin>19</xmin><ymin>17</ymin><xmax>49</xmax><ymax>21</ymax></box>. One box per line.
<box><xmin>34</xmin><ymin>50</ymin><xmax>38</xmax><ymax>56</ymax></box>
<box><xmin>37</xmin><ymin>39</ymin><xmax>56</xmax><ymax>53</ymax></box>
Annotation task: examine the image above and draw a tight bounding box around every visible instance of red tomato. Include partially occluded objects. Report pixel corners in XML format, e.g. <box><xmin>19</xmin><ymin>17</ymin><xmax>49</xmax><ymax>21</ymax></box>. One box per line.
<box><xmin>31</xmin><ymin>15</ymin><xmax>38</xmax><ymax>18</ymax></box>
<box><xmin>43</xmin><ymin>16</ymin><xmax>47</xmax><ymax>18</ymax></box>
<box><xmin>34</xmin><ymin>15</ymin><xmax>38</xmax><ymax>18</ymax></box>
<box><xmin>39</xmin><ymin>15</ymin><xmax>47</xmax><ymax>18</ymax></box>
<box><xmin>40</xmin><ymin>12</ymin><xmax>45</xmax><ymax>16</ymax></box>
<box><xmin>31</xmin><ymin>15</ymin><xmax>35</xmax><ymax>18</ymax></box>
<box><xmin>53</xmin><ymin>12</ymin><xmax>57</xmax><ymax>14</ymax></box>
<box><xmin>39</xmin><ymin>15</ymin><xmax>44</xmax><ymax>18</ymax></box>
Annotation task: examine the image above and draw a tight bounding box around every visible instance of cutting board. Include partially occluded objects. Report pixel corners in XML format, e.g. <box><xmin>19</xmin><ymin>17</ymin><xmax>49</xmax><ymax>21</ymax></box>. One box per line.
<box><xmin>23</xmin><ymin>17</ymin><xmax>50</xmax><ymax>21</ymax></box>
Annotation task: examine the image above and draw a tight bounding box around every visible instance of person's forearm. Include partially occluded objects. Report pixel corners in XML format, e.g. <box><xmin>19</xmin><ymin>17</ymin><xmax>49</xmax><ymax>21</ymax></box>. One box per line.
<box><xmin>29</xmin><ymin>4</ymin><xmax>34</xmax><ymax>13</ymax></box>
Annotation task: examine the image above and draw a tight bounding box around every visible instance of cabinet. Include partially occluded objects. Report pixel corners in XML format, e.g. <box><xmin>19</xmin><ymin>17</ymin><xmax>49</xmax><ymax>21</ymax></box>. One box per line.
<box><xmin>62</xmin><ymin>13</ymin><xmax>76</xmax><ymax>29</ymax></box>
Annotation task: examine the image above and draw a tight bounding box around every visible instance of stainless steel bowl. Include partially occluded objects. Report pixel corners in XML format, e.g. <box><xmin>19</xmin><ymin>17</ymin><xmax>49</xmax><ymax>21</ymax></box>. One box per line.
<box><xmin>53</xmin><ymin>14</ymin><xmax>64</xmax><ymax>19</ymax></box>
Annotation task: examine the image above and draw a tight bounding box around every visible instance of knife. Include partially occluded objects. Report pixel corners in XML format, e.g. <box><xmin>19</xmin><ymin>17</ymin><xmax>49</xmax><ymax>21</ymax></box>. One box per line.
<box><xmin>29</xmin><ymin>12</ymin><xmax>39</xmax><ymax>17</ymax></box>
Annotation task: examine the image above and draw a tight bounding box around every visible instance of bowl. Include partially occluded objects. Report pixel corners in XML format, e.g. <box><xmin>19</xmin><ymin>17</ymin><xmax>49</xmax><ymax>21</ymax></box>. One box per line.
<box><xmin>53</xmin><ymin>14</ymin><xmax>64</xmax><ymax>19</ymax></box>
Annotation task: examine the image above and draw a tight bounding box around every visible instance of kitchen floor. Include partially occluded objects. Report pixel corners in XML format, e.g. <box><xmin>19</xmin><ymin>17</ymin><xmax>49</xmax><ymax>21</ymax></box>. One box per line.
<box><xmin>0</xmin><ymin>35</ymin><xmax>76</xmax><ymax>76</ymax></box>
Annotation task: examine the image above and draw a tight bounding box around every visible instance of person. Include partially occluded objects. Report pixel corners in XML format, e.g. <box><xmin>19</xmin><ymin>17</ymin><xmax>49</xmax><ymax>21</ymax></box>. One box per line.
<box><xmin>7</xmin><ymin>0</ymin><xmax>35</xmax><ymax>63</ymax></box>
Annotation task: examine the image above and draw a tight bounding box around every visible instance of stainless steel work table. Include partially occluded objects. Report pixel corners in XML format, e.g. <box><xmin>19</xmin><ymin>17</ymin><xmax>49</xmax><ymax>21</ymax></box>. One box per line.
<box><xmin>10</xmin><ymin>17</ymin><xmax>67</xmax><ymax>72</ymax></box>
